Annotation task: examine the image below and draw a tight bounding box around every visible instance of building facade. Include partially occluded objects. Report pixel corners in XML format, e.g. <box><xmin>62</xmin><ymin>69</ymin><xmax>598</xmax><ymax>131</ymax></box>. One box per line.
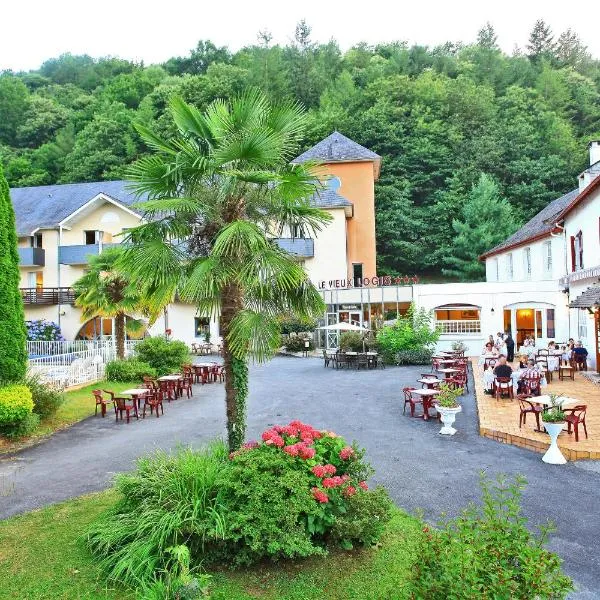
<box><xmin>11</xmin><ymin>134</ymin><xmax>600</xmax><ymax>369</ymax></box>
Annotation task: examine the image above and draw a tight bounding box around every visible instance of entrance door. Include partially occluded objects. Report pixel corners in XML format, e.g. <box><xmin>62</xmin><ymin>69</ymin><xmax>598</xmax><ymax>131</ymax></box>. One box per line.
<box><xmin>326</xmin><ymin>313</ymin><xmax>338</xmax><ymax>349</ymax></box>
<box><xmin>350</xmin><ymin>312</ymin><xmax>361</xmax><ymax>327</ymax></box>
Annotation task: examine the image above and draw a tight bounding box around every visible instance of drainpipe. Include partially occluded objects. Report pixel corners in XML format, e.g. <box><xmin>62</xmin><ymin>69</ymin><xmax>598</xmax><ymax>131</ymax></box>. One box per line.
<box><xmin>57</xmin><ymin>225</ymin><xmax>62</xmax><ymax>330</ymax></box>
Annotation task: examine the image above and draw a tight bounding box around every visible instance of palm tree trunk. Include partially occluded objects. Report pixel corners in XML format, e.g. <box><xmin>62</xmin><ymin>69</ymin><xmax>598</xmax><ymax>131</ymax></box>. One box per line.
<box><xmin>115</xmin><ymin>312</ymin><xmax>126</xmax><ymax>360</ymax></box>
<box><xmin>221</xmin><ymin>282</ymin><xmax>248</xmax><ymax>451</ymax></box>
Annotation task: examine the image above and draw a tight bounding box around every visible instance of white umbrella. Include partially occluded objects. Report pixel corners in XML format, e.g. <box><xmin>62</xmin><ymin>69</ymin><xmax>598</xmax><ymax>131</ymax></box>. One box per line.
<box><xmin>317</xmin><ymin>322</ymin><xmax>369</xmax><ymax>331</ymax></box>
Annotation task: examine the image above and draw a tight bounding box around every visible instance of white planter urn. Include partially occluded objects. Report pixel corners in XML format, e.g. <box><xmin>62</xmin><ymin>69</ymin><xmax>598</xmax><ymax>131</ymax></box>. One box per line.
<box><xmin>436</xmin><ymin>405</ymin><xmax>462</xmax><ymax>435</ymax></box>
<box><xmin>541</xmin><ymin>421</ymin><xmax>567</xmax><ymax>464</ymax></box>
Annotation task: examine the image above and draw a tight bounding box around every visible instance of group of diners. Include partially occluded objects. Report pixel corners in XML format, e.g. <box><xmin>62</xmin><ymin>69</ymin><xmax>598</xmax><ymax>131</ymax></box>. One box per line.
<box><xmin>402</xmin><ymin>350</ymin><xmax>469</xmax><ymax>420</ymax></box>
<box><xmin>481</xmin><ymin>337</ymin><xmax>589</xmax><ymax>399</ymax></box>
<box><xmin>92</xmin><ymin>361</ymin><xmax>225</xmax><ymax>423</ymax></box>
<box><xmin>322</xmin><ymin>349</ymin><xmax>384</xmax><ymax>370</ymax></box>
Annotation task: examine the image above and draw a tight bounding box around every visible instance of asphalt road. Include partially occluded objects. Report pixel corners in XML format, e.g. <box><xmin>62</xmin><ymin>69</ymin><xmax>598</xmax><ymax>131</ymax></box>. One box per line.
<box><xmin>0</xmin><ymin>356</ymin><xmax>599</xmax><ymax>598</ymax></box>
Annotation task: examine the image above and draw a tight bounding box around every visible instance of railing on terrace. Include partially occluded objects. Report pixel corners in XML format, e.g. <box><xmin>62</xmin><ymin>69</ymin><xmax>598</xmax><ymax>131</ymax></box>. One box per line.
<box><xmin>436</xmin><ymin>320</ymin><xmax>482</xmax><ymax>335</ymax></box>
<box><xmin>20</xmin><ymin>287</ymin><xmax>75</xmax><ymax>305</ymax></box>
<box><xmin>27</xmin><ymin>339</ymin><xmax>139</xmax><ymax>387</ymax></box>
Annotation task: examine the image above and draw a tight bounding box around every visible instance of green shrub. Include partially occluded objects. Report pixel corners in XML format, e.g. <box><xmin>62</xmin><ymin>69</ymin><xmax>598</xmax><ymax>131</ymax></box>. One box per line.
<box><xmin>86</xmin><ymin>443</ymin><xmax>228</xmax><ymax>587</ymax></box>
<box><xmin>23</xmin><ymin>373</ymin><xmax>64</xmax><ymax>419</ymax></box>
<box><xmin>395</xmin><ymin>348</ymin><xmax>433</xmax><ymax>365</ymax></box>
<box><xmin>134</xmin><ymin>337</ymin><xmax>190</xmax><ymax>376</ymax></box>
<box><xmin>278</xmin><ymin>315</ymin><xmax>317</xmax><ymax>334</ymax></box>
<box><xmin>217</xmin><ymin>445</ymin><xmax>323</xmax><ymax>565</ymax></box>
<box><xmin>410</xmin><ymin>473</ymin><xmax>573</xmax><ymax>599</ymax></box>
<box><xmin>376</xmin><ymin>304</ymin><xmax>439</xmax><ymax>364</ymax></box>
<box><xmin>339</xmin><ymin>331</ymin><xmax>364</xmax><ymax>352</ymax></box>
<box><xmin>105</xmin><ymin>358</ymin><xmax>156</xmax><ymax>382</ymax></box>
<box><xmin>2</xmin><ymin>412</ymin><xmax>40</xmax><ymax>438</ymax></box>
<box><xmin>284</xmin><ymin>335</ymin><xmax>313</xmax><ymax>352</ymax></box>
<box><xmin>0</xmin><ymin>384</ymin><xmax>34</xmax><ymax>428</ymax></box>
<box><xmin>330</xmin><ymin>486</ymin><xmax>393</xmax><ymax>547</ymax></box>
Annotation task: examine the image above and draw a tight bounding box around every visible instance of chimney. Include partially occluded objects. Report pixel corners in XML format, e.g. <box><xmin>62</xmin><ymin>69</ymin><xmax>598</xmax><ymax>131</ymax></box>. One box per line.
<box><xmin>578</xmin><ymin>141</ymin><xmax>600</xmax><ymax>191</ymax></box>
<box><xmin>589</xmin><ymin>141</ymin><xmax>600</xmax><ymax>166</ymax></box>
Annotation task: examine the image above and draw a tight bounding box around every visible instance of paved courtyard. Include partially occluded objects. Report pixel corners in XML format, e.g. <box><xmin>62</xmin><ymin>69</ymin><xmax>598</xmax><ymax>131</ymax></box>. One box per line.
<box><xmin>0</xmin><ymin>357</ymin><xmax>599</xmax><ymax>598</ymax></box>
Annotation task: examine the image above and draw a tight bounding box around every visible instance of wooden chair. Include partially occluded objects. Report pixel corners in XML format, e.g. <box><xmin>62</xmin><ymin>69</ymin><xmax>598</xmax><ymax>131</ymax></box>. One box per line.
<box><xmin>494</xmin><ymin>377</ymin><xmax>513</xmax><ymax>400</ymax></box>
<box><xmin>180</xmin><ymin>372</ymin><xmax>194</xmax><ymax>398</ymax></box>
<box><xmin>142</xmin><ymin>376</ymin><xmax>158</xmax><ymax>390</ymax></box>
<box><xmin>484</xmin><ymin>357</ymin><xmax>497</xmax><ymax>370</ymax></box>
<box><xmin>92</xmin><ymin>389</ymin><xmax>113</xmax><ymax>417</ymax></box>
<box><xmin>142</xmin><ymin>391</ymin><xmax>164</xmax><ymax>418</ymax></box>
<box><xmin>537</xmin><ymin>349</ymin><xmax>549</xmax><ymax>357</ymax></box>
<box><xmin>112</xmin><ymin>395</ymin><xmax>138</xmax><ymax>423</ymax></box>
<box><xmin>564</xmin><ymin>405</ymin><xmax>588</xmax><ymax>442</ymax></box>
<box><xmin>376</xmin><ymin>355</ymin><xmax>385</xmax><ymax>370</ymax></box>
<box><xmin>452</xmin><ymin>369</ymin><xmax>469</xmax><ymax>393</ymax></box>
<box><xmin>215</xmin><ymin>365</ymin><xmax>226</xmax><ymax>382</ymax></box>
<box><xmin>159</xmin><ymin>380</ymin><xmax>178</xmax><ymax>402</ymax></box>
<box><xmin>402</xmin><ymin>387</ymin><xmax>421</xmax><ymax>417</ymax></box>
<box><xmin>521</xmin><ymin>372</ymin><xmax>542</xmax><ymax>396</ymax></box>
<box><xmin>558</xmin><ymin>363</ymin><xmax>575</xmax><ymax>381</ymax></box>
<box><xmin>518</xmin><ymin>394</ymin><xmax>542</xmax><ymax>431</ymax></box>
<box><xmin>535</xmin><ymin>357</ymin><xmax>551</xmax><ymax>382</ymax></box>
<box><xmin>357</xmin><ymin>354</ymin><xmax>369</xmax><ymax>370</ymax></box>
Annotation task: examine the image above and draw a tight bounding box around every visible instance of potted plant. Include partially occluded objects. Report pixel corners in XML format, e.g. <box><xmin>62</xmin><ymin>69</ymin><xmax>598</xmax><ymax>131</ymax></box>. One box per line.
<box><xmin>435</xmin><ymin>382</ymin><xmax>463</xmax><ymax>436</ymax></box>
<box><xmin>451</xmin><ymin>340</ymin><xmax>468</xmax><ymax>354</ymax></box>
<box><xmin>541</xmin><ymin>394</ymin><xmax>567</xmax><ymax>465</ymax></box>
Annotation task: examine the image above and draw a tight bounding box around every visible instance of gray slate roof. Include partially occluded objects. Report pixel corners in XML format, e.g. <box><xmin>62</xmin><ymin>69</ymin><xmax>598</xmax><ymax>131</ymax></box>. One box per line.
<box><xmin>293</xmin><ymin>131</ymin><xmax>380</xmax><ymax>164</ymax></box>
<box><xmin>10</xmin><ymin>181</ymin><xmax>146</xmax><ymax>236</ymax></box>
<box><xmin>569</xmin><ymin>286</ymin><xmax>600</xmax><ymax>308</ymax></box>
<box><xmin>309</xmin><ymin>187</ymin><xmax>353</xmax><ymax>209</ymax></box>
<box><xmin>482</xmin><ymin>188</ymin><xmax>579</xmax><ymax>257</ymax></box>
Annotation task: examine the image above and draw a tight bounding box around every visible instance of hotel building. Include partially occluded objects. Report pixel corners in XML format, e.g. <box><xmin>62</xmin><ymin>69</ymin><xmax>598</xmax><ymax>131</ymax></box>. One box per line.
<box><xmin>11</xmin><ymin>134</ymin><xmax>600</xmax><ymax>369</ymax></box>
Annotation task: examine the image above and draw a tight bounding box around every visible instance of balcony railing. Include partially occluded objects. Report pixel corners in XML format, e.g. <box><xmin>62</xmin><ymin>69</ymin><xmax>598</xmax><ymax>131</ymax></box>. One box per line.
<box><xmin>273</xmin><ymin>238</ymin><xmax>314</xmax><ymax>258</ymax></box>
<box><xmin>58</xmin><ymin>243</ymin><xmax>120</xmax><ymax>265</ymax></box>
<box><xmin>18</xmin><ymin>247</ymin><xmax>45</xmax><ymax>267</ymax></box>
<box><xmin>437</xmin><ymin>320</ymin><xmax>482</xmax><ymax>335</ymax></box>
<box><xmin>20</xmin><ymin>287</ymin><xmax>76</xmax><ymax>305</ymax></box>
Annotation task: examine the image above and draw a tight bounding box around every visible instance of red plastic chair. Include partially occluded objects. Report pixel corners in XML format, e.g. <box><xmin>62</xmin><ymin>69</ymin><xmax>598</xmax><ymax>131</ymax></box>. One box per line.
<box><xmin>112</xmin><ymin>395</ymin><xmax>138</xmax><ymax>423</ymax></box>
<box><xmin>494</xmin><ymin>377</ymin><xmax>513</xmax><ymax>400</ymax></box>
<box><xmin>521</xmin><ymin>373</ymin><xmax>541</xmax><ymax>396</ymax></box>
<box><xmin>142</xmin><ymin>391</ymin><xmax>164</xmax><ymax>418</ymax></box>
<box><xmin>517</xmin><ymin>394</ymin><xmax>542</xmax><ymax>431</ymax></box>
<box><xmin>564</xmin><ymin>405</ymin><xmax>588</xmax><ymax>442</ymax></box>
<box><xmin>92</xmin><ymin>389</ymin><xmax>113</xmax><ymax>417</ymax></box>
<box><xmin>402</xmin><ymin>387</ymin><xmax>421</xmax><ymax>417</ymax></box>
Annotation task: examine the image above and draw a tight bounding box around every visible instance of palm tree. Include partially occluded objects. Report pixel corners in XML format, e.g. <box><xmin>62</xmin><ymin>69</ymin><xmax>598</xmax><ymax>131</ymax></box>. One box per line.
<box><xmin>121</xmin><ymin>90</ymin><xmax>331</xmax><ymax>450</ymax></box>
<box><xmin>73</xmin><ymin>247</ymin><xmax>146</xmax><ymax>359</ymax></box>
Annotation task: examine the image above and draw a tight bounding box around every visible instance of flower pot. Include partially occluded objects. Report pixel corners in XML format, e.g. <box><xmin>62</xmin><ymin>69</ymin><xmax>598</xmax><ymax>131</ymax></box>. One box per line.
<box><xmin>541</xmin><ymin>421</ymin><xmax>567</xmax><ymax>464</ymax></box>
<box><xmin>436</xmin><ymin>405</ymin><xmax>462</xmax><ymax>435</ymax></box>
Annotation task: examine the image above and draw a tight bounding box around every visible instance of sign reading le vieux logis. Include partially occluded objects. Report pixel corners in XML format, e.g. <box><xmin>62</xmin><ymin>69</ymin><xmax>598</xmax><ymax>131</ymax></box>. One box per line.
<box><xmin>318</xmin><ymin>275</ymin><xmax>419</xmax><ymax>290</ymax></box>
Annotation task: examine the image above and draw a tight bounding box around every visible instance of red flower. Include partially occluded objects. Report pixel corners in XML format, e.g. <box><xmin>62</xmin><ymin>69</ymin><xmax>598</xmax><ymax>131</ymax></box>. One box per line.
<box><xmin>312</xmin><ymin>465</ymin><xmax>326</xmax><ymax>478</ymax></box>
<box><xmin>311</xmin><ymin>487</ymin><xmax>329</xmax><ymax>503</ymax></box>
<box><xmin>322</xmin><ymin>476</ymin><xmax>344</xmax><ymax>488</ymax></box>
<box><xmin>272</xmin><ymin>435</ymin><xmax>285</xmax><ymax>447</ymax></box>
<box><xmin>339</xmin><ymin>446</ymin><xmax>355</xmax><ymax>460</ymax></box>
<box><xmin>323</xmin><ymin>464</ymin><xmax>337</xmax><ymax>475</ymax></box>
<box><xmin>359</xmin><ymin>481</ymin><xmax>369</xmax><ymax>491</ymax></box>
<box><xmin>344</xmin><ymin>486</ymin><xmax>357</xmax><ymax>497</ymax></box>
<box><xmin>284</xmin><ymin>444</ymin><xmax>299</xmax><ymax>456</ymax></box>
<box><xmin>299</xmin><ymin>445</ymin><xmax>315</xmax><ymax>460</ymax></box>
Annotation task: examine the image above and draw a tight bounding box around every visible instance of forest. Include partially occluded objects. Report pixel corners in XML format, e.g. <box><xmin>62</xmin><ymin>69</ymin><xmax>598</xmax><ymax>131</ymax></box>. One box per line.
<box><xmin>1</xmin><ymin>20</ymin><xmax>599</xmax><ymax>279</ymax></box>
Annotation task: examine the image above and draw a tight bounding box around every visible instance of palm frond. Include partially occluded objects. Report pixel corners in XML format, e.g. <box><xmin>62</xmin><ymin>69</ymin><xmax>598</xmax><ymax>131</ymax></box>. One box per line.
<box><xmin>227</xmin><ymin>310</ymin><xmax>281</xmax><ymax>362</ymax></box>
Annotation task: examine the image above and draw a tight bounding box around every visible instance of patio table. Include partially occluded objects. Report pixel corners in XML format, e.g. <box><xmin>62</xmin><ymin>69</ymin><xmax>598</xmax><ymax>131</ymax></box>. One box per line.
<box><xmin>410</xmin><ymin>388</ymin><xmax>440</xmax><ymax>420</ymax></box>
<box><xmin>157</xmin><ymin>375</ymin><xmax>182</xmax><ymax>381</ymax></box>
<box><xmin>120</xmin><ymin>388</ymin><xmax>150</xmax><ymax>411</ymax></box>
<box><xmin>437</xmin><ymin>368</ymin><xmax>459</xmax><ymax>380</ymax></box>
<box><xmin>534</xmin><ymin>395</ymin><xmax>578</xmax><ymax>409</ymax></box>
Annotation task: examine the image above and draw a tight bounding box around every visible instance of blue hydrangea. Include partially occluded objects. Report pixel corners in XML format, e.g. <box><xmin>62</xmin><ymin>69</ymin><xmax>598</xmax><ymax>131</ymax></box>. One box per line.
<box><xmin>25</xmin><ymin>319</ymin><xmax>64</xmax><ymax>341</ymax></box>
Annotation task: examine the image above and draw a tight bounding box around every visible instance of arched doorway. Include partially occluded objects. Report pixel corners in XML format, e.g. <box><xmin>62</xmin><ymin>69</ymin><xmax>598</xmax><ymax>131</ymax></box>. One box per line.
<box><xmin>503</xmin><ymin>302</ymin><xmax>556</xmax><ymax>347</ymax></box>
<box><xmin>75</xmin><ymin>316</ymin><xmax>148</xmax><ymax>341</ymax></box>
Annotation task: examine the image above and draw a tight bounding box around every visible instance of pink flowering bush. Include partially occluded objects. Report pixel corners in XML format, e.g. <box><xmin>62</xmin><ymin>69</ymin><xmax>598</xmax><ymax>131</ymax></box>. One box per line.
<box><xmin>220</xmin><ymin>420</ymin><xmax>392</xmax><ymax>562</ymax></box>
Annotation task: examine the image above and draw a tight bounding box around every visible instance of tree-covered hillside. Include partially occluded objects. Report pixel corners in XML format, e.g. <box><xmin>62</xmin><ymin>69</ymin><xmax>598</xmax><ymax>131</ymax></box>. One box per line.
<box><xmin>1</xmin><ymin>20</ymin><xmax>599</xmax><ymax>278</ymax></box>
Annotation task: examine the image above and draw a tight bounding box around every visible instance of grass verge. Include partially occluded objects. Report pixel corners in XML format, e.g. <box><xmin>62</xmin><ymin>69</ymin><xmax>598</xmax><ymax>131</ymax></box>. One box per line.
<box><xmin>0</xmin><ymin>381</ymin><xmax>139</xmax><ymax>455</ymax></box>
<box><xmin>0</xmin><ymin>492</ymin><xmax>421</xmax><ymax>600</ymax></box>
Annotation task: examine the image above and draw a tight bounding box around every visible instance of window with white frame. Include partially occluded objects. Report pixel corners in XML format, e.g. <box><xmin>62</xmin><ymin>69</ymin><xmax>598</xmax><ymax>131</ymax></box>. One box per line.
<box><xmin>506</xmin><ymin>253</ymin><xmax>513</xmax><ymax>280</ymax></box>
<box><xmin>577</xmin><ymin>310</ymin><xmax>588</xmax><ymax>341</ymax></box>
<box><xmin>543</xmin><ymin>240</ymin><xmax>552</xmax><ymax>275</ymax></box>
<box><xmin>524</xmin><ymin>247</ymin><xmax>531</xmax><ymax>279</ymax></box>
<box><xmin>493</xmin><ymin>257</ymin><xmax>499</xmax><ymax>282</ymax></box>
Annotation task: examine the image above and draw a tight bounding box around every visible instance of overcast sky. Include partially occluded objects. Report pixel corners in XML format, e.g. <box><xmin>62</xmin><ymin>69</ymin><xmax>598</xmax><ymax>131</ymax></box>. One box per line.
<box><xmin>2</xmin><ymin>0</ymin><xmax>600</xmax><ymax>72</ymax></box>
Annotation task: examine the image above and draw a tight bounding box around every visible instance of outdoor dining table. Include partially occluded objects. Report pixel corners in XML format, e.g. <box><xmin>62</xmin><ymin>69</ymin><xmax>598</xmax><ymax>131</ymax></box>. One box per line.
<box><xmin>438</xmin><ymin>359</ymin><xmax>458</xmax><ymax>366</ymax></box>
<box><xmin>410</xmin><ymin>388</ymin><xmax>440</xmax><ymax>420</ymax></box>
<box><xmin>437</xmin><ymin>368</ymin><xmax>460</xmax><ymax>380</ymax></box>
<box><xmin>120</xmin><ymin>388</ymin><xmax>150</xmax><ymax>411</ymax></box>
<box><xmin>417</xmin><ymin>377</ymin><xmax>442</xmax><ymax>389</ymax></box>
<box><xmin>193</xmin><ymin>363</ymin><xmax>218</xmax><ymax>383</ymax></box>
<box><xmin>157</xmin><ymin>375</ymin><xmax>182</xmax><ymax>381</ymax></box>
<box><xmin>534</xmin><ymin>395</ymin><xmax>578</xmax><ymax>409</ymax></box>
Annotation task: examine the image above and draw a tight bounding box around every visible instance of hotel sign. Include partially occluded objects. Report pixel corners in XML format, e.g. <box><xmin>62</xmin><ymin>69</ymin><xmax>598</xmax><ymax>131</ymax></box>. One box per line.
<box><xmin>318</xmin><ymin>275</ymin><xmax>419</xmax><ymax>290</ymax></box>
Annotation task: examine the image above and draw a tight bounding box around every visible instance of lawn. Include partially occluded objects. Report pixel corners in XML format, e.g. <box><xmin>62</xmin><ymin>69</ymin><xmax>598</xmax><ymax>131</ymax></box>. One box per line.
<box><xmin>0</xmin><ymin>492</ymin><xmax>422</xmax><ymax>600</ymax></box>
<box><xmin>0</xmin><ymin>381</ymin><xmax>139</xmax><ymax>455</ymax></box>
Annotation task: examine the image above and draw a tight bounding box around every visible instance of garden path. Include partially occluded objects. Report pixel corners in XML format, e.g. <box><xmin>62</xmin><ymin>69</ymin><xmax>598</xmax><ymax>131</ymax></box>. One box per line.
<box><xmin>0</xmin><ymin>357</ymin><xmax>599</xmax><ymax>598</ymax></box>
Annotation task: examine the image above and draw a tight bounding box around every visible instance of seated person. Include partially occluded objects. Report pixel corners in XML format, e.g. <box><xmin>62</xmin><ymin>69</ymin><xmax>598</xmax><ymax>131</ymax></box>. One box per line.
<box><xmin>481</xmin><ymin>342</ymin><xmax>498</xmax><ymax>356</ymax></box>
<box><xmin>518</xmin><ymin>359</ymin><xmax>542</xmax><ymax>395</ymax></box>
<box><xmin>518</xmin><ymin>354</ymin><xmax>529</xmax><ymax>369</ymax></box>
<box><xmin>572</xmin><ymin>341</ymin><xmax>588</xmax><ymax>367</ymax></box>
<box><xmin>523</xmin><ymin>335</ymin><xmax>534</xmax><ymax>347</ymax></box>
<box><xmin>547</xmin><ymin>340</ymin><xmax>557</xmax><ymax>351</ymax></box>
<box><xmin>560</xmin><ymin>345</ymin><xmax>570</xmax><ymax>364</ymax></box>
<box><xmin>567</xmin><ymin>338</ymin><xmax>575</xmax><ymax>351</ymax></box>
<box><xmin>493</xmin><ymin>355</ymin><xmax>513</xmax><ymax>379</ymax></box>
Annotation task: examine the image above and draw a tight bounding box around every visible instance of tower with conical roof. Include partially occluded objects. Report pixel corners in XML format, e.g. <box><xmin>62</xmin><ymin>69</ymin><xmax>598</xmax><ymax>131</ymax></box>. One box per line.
<box><xmin>293</xmin><ymin>132</ymin><xmax>380</xmax><ymax>281</ymax></box>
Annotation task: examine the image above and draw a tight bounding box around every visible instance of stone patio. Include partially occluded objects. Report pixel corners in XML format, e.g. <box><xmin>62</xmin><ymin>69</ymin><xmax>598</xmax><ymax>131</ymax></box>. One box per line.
<box><xmin>473</xmin><ymin>358</ymin><xmax>600</xmax><ymax>460</ymax></box>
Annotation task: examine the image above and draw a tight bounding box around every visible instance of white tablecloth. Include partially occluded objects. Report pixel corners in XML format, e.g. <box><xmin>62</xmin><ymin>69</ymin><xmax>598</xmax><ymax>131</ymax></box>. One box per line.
<box><xmin>482</xmin><ymin>369</ymin><xmax>547</xmax><ymax>393</ymax></box>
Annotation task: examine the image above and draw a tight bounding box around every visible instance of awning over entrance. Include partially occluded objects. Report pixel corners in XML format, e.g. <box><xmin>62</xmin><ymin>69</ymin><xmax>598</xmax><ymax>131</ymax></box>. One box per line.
<box><xmin>569</xmin><ymin>287</ymin><xmax>600</xmax><ymax>309</ymax></box>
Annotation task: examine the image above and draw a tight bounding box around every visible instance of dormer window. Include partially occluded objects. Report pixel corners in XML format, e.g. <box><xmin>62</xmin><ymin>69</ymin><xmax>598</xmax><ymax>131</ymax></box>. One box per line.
<box><xmin>84</xmin><ymin>230</ymin><xmax>102</xmax><ymax>245</ymax></box>
<box><xmin>30</xmin><ymin>233</ymin><xmax>43</xmax><ymax>248</ymax></box>
<box><xmin>570</xmin><ymin>231</ymin><xmax>583</xmax><ymax>272</ymax></box>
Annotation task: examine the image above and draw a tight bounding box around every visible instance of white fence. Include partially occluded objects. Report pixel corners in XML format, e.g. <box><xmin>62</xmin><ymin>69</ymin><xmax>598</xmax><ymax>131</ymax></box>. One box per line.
<box><xmin>27</xmin><ymin>339</ymin><xmax>139</xmax><ymax>388</ymax></box>
<box><xmin>436</xmin><ymin>320</ymin><xmax>482</xmax><ymax>335</ymax></box>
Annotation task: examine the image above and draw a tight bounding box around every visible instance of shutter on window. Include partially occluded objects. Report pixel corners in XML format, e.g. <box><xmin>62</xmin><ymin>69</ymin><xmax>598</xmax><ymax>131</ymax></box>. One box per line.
<box><xmin>570</xmin><ymin>236</ymin><xmax>576</xmax><ymax>272</ymax></box>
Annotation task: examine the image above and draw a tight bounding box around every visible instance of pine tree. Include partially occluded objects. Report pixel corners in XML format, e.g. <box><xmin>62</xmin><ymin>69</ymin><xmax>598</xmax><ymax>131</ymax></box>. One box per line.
<box><xmin>477</xmin><ymin>22</ymin><xmax>498</xmax><ymax>50</ymax></box>
<box><xmin>527</xmin><ymin>19</ymin><xmax>555</xmax><ymax>62</ymax></box>
<box><xmin>556</xmin><ymin>28</ymin><xmax>589</xmax><ymax>67</ymax></box>
<box><xmin>443</xmin><ymin>174</ymin><xmax>519</xmax><ymax>281</ymax></box>
<box><xmin>0</xmin><ymin>162</ymin><xmax>27</xmax><ymax>381</ymax></box>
